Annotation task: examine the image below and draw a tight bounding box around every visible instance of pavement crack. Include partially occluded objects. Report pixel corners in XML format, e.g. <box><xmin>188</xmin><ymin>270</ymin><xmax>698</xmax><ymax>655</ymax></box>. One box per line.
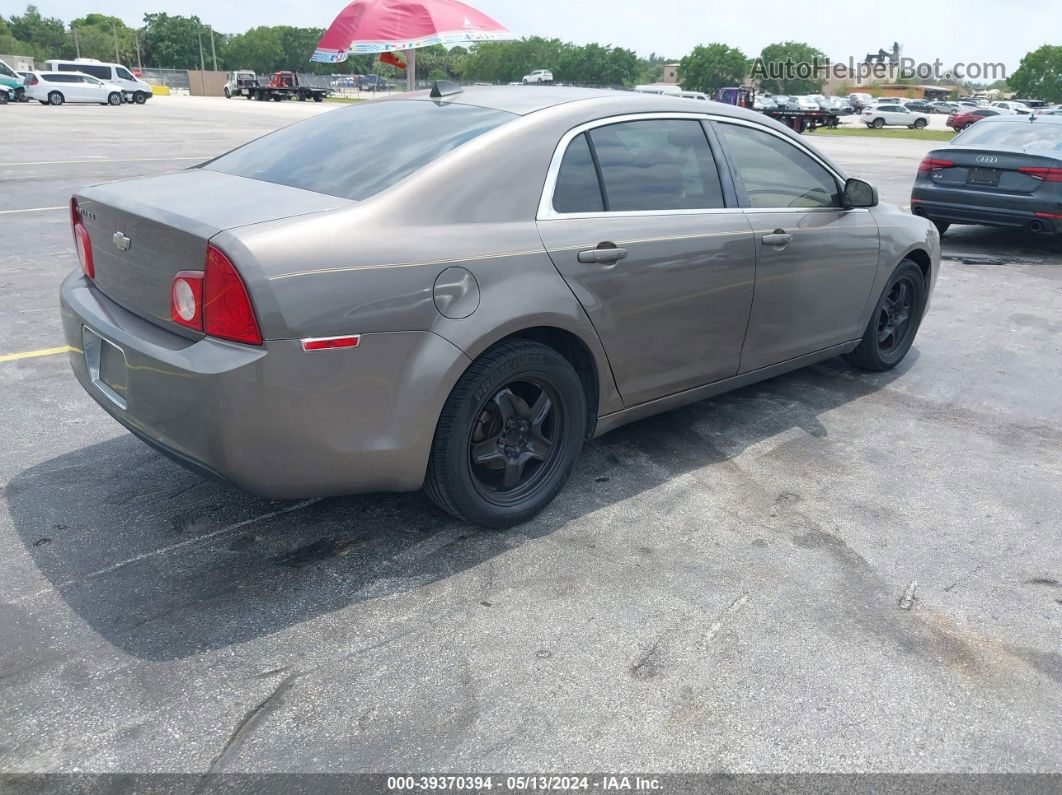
<box><xmin>203</xmin><ymin>672</ymin><xmax>298</xmax><ymax>775</ymax></box>
<box><xmin>697</xmin><ymin>591</ymin><xmax>751</xmax><ymax>651</ymax></box>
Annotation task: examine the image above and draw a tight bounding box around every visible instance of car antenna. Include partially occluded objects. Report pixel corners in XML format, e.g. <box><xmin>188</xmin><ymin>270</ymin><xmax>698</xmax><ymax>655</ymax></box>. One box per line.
<box><xmin>430</xmin><ymin>80</ymin><xmax>462</xmax><ymax>99</ymax></box>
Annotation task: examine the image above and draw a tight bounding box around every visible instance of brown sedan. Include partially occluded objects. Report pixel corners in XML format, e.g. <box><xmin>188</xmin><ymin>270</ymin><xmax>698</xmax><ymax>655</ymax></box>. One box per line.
<box><xmin>60</xmin><ymin>85</ymin><xmax>939</xmax><ymax>527</ymax></box>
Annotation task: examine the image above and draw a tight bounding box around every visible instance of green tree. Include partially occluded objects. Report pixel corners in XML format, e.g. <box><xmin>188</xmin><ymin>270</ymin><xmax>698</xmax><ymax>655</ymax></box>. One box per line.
<box><xmin>141</xmin><ymin>12</ymin><xmax>206</xmax><ymax>69</ymax></box>
<box><xmin>676</xmin><ymin>43</ymin><xmax>749</xmax><ymax>95</ymax></box>
<box><xmin>69</xmin><ymin>14</ymin><xmax>137</xmax><ymax>64</ymax></box>
<box><xmin>754</xmin><ymin>41</ymin><xmax>826</xmax><ymax>94</ymax></box>
<box><xmin>1009</xmin><ymin>45</ymin><xmax>1062</xmax><ymax>102</ymax></box>
<box><xmin>7</xmin><ymin>5</ymin><xmax>67</xmax><ymax>56</ymax></box>
<box><xmin>224</xmin><ymin>26</ymin><xmax>283</xmax><ymax>73</ymax></box>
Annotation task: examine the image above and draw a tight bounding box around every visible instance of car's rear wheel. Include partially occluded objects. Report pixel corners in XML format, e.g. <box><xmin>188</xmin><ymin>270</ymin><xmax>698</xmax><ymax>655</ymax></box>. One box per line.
<box><xmin>844</xmin><ymin>260</ymin><xmax>927</xmax><ymax>372</ymax></box>
<box><xmin>913</xmin><ymin>118</ymin><xmax>927</xmax><ymax>129</ymax></box>
<box><xmin>425</xmin><ymin>340</ymin><xmax>587</xmax><ymax>528</ymax></box>
<box><xmin>107</xmin><ymin>92</ymin><xmax>121</xmax><ymax>106</ymax></box>
<box><xmin>872</xmin><ymin>118</ymin><xmax>885</xmax><ymax>129</ymax></box>
<box><xmin>48</xmin><ymin>91</ymin><xmax>63</xmax><ymax>106</ymax></box>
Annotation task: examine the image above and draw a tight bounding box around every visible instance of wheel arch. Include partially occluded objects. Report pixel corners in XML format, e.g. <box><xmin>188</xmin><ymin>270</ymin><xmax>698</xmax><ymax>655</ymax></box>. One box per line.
<box><xmin>903</xmin><ymin>246</ymin><xmax>933</xmax><ymax>284</ymax></box>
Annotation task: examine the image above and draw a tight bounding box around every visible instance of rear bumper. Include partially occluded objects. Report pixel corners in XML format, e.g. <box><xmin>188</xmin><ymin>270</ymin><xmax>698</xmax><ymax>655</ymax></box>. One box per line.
<box><xmin>60</xmin><ymin>271</ymin><xmax>471</xmax><ymax>498</ymax></box>
<box><xmin>910</xmin><ymin>191</ymin><xmax>1059</xmax><ymax>233</ymax></box>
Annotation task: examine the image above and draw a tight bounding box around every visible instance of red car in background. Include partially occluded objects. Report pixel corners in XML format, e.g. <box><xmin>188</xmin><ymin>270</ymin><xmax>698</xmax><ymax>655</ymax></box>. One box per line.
<box><xmin>946</xmin><ymin>107</ymin><xmax>1002</xmax><ymax>131</ymax></box>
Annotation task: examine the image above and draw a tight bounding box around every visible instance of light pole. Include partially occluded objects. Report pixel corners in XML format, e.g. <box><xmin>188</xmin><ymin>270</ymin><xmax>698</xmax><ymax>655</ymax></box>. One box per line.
<box><xmin>209</xmin><ymin>26</ymin><xmax>218</xmax><ymax>72</ymax></box>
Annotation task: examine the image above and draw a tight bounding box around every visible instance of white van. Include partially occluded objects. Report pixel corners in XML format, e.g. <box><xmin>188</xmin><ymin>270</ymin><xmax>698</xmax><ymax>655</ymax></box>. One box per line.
<box><xmin>43</xmin><ymin>58</ymin><xmax>152</xmax><ymax>104</ymax></box>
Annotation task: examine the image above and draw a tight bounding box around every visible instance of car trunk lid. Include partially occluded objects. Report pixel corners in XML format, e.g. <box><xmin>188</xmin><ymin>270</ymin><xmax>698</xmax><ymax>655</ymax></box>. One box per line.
<box><xmin>76</xmin><ymin>169</ymin><xmax>351</xmax><ymax>337</ymax></box>
<box><xmin>923</xmin><ymin>147</ymin><xmax>1062</xmax><ymax>194</ymax></box>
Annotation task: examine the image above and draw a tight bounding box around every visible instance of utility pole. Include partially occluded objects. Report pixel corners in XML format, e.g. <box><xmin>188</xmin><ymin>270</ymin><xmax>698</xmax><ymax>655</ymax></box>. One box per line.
<box><xmin>197</xmin><ymin>29</ymin><xmax>206</xmax><ymax>72</ymax></box>
<box><xmin>113</xmin><ymin>22</ymin><xmax>121</xmax><ymax>64</ymax></box>
<box><xmin>72</xmin><ymin>27</ymin><xmax>81</xmax><ymax>59</ymax></box>
<box><xmin>134</xmin><ymin>29</ymin><xmax>143</xmax><ymax>71</ymax></box>
<box><xmin>209</xmin><ymin>26</ymin><xmax>217</xmax><ymax>72</ymax></box>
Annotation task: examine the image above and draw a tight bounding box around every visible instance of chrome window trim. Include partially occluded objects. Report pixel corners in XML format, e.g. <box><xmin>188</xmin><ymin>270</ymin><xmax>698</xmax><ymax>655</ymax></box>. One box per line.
<box><xmin>537</xmin><ymin>112</ymin><xmax>850</xmax><ymax>221</ymax></box>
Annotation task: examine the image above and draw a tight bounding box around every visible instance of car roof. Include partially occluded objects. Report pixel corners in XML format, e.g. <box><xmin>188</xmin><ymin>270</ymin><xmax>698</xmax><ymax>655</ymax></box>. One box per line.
<box><xmin>393</xmin><ymin>85</ymin><xmax>776</xmax><ymax>119</ymax></box>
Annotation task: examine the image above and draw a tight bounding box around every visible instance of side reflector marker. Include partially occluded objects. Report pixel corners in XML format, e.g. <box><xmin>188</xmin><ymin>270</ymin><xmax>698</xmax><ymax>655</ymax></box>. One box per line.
<box><xmin>301</xmin><ymin>335</ymin><xmax>361</xmax><ymax>351</ymax></box>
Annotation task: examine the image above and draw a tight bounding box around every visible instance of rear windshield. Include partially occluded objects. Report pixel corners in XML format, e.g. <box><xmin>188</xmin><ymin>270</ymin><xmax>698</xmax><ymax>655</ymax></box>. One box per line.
<box><xmin>955</xmin><ymin>120</ymin><xmax>1062</xmax><ymax>151</ymax></box>
<box><xmin>203</xmin><ymin>100</ymin><xmax>516</xmax><ymax>201</ymax></box>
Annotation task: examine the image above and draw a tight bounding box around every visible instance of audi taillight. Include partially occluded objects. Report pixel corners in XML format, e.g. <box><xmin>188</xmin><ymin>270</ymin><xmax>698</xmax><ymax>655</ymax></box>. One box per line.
<box><xmin>1018</xmin><ymin>166</ymin><xmax>1062</xmax><ymax>182</ymax></box>
<box><xmin>70</xmin><ymin>197</ymin><xmax>94</xmax><ymax>279</ymax></box>
<box><xmin>918</xmin><ymin>157</ymin><xmax>955</xmax><ymax>173</ymax></box>
<box><xmin>168</xmin><ymin>245</ymin><xmax>262</xmax><ymax>345</ymax></box>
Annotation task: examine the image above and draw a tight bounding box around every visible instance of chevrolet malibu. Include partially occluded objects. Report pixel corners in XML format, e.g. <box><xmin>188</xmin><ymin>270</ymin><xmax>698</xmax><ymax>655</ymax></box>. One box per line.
<box><xmin>61</xmin><ymin>85</ymin><xmax>939</xmax><ymax>527</ymax></box>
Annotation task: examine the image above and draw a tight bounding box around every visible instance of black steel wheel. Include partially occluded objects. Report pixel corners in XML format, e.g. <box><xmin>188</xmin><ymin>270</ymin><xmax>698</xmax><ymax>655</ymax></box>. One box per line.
<box><xmin>134</xmin><ymin>92</ymin><xmax>147</xmax><ymax>104</ymax></box>
<box><xmin>425</xmin><ymin>340</ymin><xmax>587</xmax><ymax>528</ymax></box>
<box><xmin>845</xmin><ymin>259</ymin><xmax>927</xmax><ymax>371</ymax></box>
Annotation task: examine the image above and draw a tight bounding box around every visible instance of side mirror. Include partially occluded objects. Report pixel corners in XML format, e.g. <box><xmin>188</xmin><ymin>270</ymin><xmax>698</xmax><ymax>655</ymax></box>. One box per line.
<box><xmin>844</xmin><ymin>177</ymin><xmax>878</xmax><ymax>208</ymax></box>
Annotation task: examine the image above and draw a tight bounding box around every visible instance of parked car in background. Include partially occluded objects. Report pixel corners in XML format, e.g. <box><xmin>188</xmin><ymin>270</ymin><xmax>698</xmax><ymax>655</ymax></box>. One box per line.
<box><xmin>0</xmin><ymin>58</ymin><xmax>25</xmax><ymax>102</ymax></box>
<box><xmin>773</xmin><ymin>95</ymin><xmax>799</xmax><ymax>110</ymax></box>
<box><xmin>59</xmin><ymin>86</ymin><xmax>937</xmax><ymax>527</ymax></box>
<box><xmin>677</xmin><ymin>91</ymin><xmax>708</xmax><ymax>101</ymax></box>
<box><xmin>827</xmin><ymin>96</ymin><xmax>854</xmax><ymax>114</ymax></box>
<box><xmin>522</xmin><ymin>69</ymin><xmax>553</xmax><ymax>84</ymax></box>
<box><xmin>43</xmin><ymin>58</ymin><xmax>151</xmax><ymax>103</ymax></box>
<box><xmin>930</xmin><ymin>101</ymin><xmax>958</xmax><ymax>114</ymax></box>
<box><xmin>358</xmin><ymin>74</ymin><xmax>390</xmax><ymax>92</ymax></box>
<box><xmin>1012</xmin><ymin>98</ymin><xmax>1046</xmax><ymax>108</ymax></box>
<box><xmin>753</xmin><ymin>94</ymin><xmax>777</xmax><ymax>111</ymax></box>
<box><xmin>792</xmin><ymin>95</ymin><xmax>819</xmax><ymax>111</ymax></box>
<box><xmin>903</xmin><ymin>100</ymin><xmax>934</xmax><ymax>113</ymax></box>
<box><xmin>911</xmin><ymin>115</ymin><xmax>1062</xmax><ymax>237</ymax></box>
<box><xmin>23</xmin><ymin>71</ymin><xmax>124</xmax><ymax>106</ymax></box>
<box><xmin>849</xmin><ymin>92</ymin><xmax>873</xmax><ymax>111</ymax></box>
<box><xmin>946</xmin><ymin>107</ymin><xmax>1003</xmax><ymax>130</ymax></box>
<box><xmin>1033</xmin><ymin>106</ymin><xmax>1062</xmax><ymax>117</ymax></box>
<box><xmin>991</xmin><ymin>101</ymin><xmax>1031</xmax><ymax>115</ymax></box>
<box><xmin>863</xmin><ymin>103</ymin><xmax>930</xmax><ymax>129</ymax></box>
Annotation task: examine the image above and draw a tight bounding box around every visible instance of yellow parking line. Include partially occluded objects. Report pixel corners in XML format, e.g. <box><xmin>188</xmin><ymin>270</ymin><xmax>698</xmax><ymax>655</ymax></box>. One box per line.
<box><xmin>0</xmin><ymin>345</ymin><xmax>74</xmax><ymax>363</ymax></box>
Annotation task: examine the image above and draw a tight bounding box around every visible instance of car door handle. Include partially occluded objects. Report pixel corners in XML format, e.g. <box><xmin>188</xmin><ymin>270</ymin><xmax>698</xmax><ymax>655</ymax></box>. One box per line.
<box><xmin>577</xmin><ymin>245</ymin><xmax>628</xmax><ymax>264</ymax></box>
<box><xmin>761</xmin><ymin>230</ymin><xmax>793</xmax><ymax>247</ymax></box>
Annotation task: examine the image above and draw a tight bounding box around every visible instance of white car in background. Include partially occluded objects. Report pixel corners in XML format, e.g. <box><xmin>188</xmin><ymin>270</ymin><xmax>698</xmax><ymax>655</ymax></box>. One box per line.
<box><xmin>991</xmin><ymin>100</ymin><xmax>1031</xmax><ymax>115</ymax></box>
<box><xmin>43</xmin><ymin>58</ymin><xmax>152</xmax><ymax>104</ymax></box>
<box><xmin>521</xmin><ymin>69</ymin><xmax>553</xmax><ymax>84</ymax></box>
<box><xmin>23</xmin><ymin>70</ymin><xmax>125</xmax><ymax>106</ymax></box>
<box><xmin>862</xmin><ymin>102</ymin><xmax>930</xmax><ymax>129</ymax></box>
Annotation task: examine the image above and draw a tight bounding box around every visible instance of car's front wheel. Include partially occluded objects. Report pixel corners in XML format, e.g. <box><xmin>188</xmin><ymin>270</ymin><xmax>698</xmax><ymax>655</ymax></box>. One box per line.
<box><xmin>913</xmin><ymin>118</ymin><xmax>927</xmax><ymax>129</ymax></box>
<box><xmin>425</xmin><ymin>339</ymin><xmax>587</xmax><ymax>528</ymax></box>
<box><xmin>844</xmin><ymin>259</ymin><xmax>927</xmax><ymax>372</ymax></box>
<box><xmin>133</xmin><ymin>92</ymin><xmax>147</xmax><ymax>104</ymax></box>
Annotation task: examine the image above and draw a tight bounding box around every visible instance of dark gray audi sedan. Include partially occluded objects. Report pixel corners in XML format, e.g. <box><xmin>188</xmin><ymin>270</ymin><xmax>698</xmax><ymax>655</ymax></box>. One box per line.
<box><xmin>61</xmin><ymin>85</ymin><xmax>939</xmax><ymax>527</ymax></box>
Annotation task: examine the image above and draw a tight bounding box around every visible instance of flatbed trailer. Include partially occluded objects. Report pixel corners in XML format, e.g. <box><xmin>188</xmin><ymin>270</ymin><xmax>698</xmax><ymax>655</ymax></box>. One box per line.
<box><xmin>246</xmin><ymin>71</ymin><xmax>331</xmax><ymax>102</ymax></box>
<box><xmin>762</xmin><ymin>109</ymin><xmax>840</xmax><ymax>133</ymax></box>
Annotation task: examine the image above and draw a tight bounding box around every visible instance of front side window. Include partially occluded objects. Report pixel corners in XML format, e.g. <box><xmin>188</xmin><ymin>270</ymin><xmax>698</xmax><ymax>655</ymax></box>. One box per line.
<box><xmin>717</xmin><ymin>122</ymin><xmax>840</xmax><ymax>209</ymax></box>
<box><xmin>205</xmin><ymin>100</ymin><xmax>515</xmax><ymax>201</ymax></box>
<box><xmin>586</xmin><ymin>119</ymin><xmax>724</xmax><ymax>212</ymax></box>
<box><xmin>116</xmin><ymin>67</ymin><xmax>134</xmax><ymax>80</ymax></box>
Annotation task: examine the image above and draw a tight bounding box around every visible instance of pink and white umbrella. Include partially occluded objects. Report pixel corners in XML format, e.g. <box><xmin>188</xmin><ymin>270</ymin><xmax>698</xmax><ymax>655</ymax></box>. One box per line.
<box><xmin>312</xmin><ymin>0</ymin><xmax>515</xmax><ymax>90</ymax></box>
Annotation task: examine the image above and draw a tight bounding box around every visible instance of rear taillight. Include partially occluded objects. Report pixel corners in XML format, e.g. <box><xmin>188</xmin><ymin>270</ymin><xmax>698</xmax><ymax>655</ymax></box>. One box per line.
<box><xmin>24</xmin><ymin>74</ymin><xmax>38</xmax><ymax>86</ymax></box>
<box><xmin>1018</xmin><ymin>166</ymin><xmax>1062</xmax><ymax>182</ymax></box>
<box><xmin>203</xmin><ymin>244</ymin><xmax>262</xmax><ymax>345</ymax></box>
<box><xmin>170</xmin><ymin>270</ymin><xmax>204</xmax><ymax>331</ymax></box>
<box><xmin>168</xmin><ymin>245</ymin><xmax>262</xmax><ymax>345</ymax></box>
<box><xmin>918</xmin><ymin>157</ymin><xmax>955</xmax><ymax>172</ymax></box>
<box><xmin>70</xmin><ymin>198</ymin><xmax>94</xmax><ymax>279</ymax></box>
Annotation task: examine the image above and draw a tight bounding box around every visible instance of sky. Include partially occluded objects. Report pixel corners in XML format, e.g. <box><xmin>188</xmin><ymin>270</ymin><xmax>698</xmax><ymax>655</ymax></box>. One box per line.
<box><xmin>8</xmin><ymin>0</ymin><xmax>1057</xmax><ymax>75</ymax></box>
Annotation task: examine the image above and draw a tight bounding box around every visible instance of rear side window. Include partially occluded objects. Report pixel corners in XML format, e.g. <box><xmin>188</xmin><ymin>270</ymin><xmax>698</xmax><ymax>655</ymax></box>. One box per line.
<box><xmin>955</xmin><ymin>121</ymin><xmax>1062</xmax><ymax>149</ymax></box>
<box><xmin>204</xmin><ymin>101</ymin><xmax>514</xmax><ymax>201</ymax></box>
<box><xmin>586</xmin><ymin>119</ymin><xmax>725</xmax><ymax>211</ymax></box>
<box><xmin>717</xmin><ymin>122</ymin><xmax>839</xmax><ymax>209</ymax></box>
<box><xmin>553</xmin><ymin>133</ymin><xmax>603</xmax><ymax>213</ymax></box>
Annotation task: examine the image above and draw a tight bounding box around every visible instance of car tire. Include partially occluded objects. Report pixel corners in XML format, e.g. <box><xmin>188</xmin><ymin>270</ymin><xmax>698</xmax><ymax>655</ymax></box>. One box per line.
<box><xmin>0</xmin><ymin>92</ymin><xmax>7</xmax><ymax>104</ymax></box>
<box><xmin>15</xmin><ymin>87</ymin><xmax>27</xmax><ymax>102</ymax></box>
<box><xmin>224</xmin><ymin>88</ymin><xmax>231</xmax><ymax>98</ymax></box>
<box><xmin>38</xmin><ymin>100</ymin><xmax>48</xmax><ymax>105</ymax></box>
<box><xmin>107</xmin><ymin>92</ymin><xmax>121</xmax><ymax>106</ymax></box>
<box><xmin>872</xmin><ymin>118</ymin><xmax>885</xmax><ymax>129</ymax></box>
<box><xmin>47</xmin><ymin>91</ymin><xmax>63</xmax><ymax>106</ymax></box>
<box><xmin>133</xmin><ymin>92</ymin><xmax>147</xmax><ymax>105</ymax></box>
<box><xmin>313</xmin><ymin>94</ymin><xmax>323</xmax><ymax>102</ymax></box>
<box><xmin>932</xmin><ymin>220</ymin><xmax>950</xmax><ymax>236</ymax></box>
<box><xmin>844</xmin><ymin>259</ymin><xmax>927</xmax><ymax>372</ymax></box>
<box><xmin>913</xmin><ymin>118</ymin><xmax>927</xmax><ymax>129</ymax></box>
<box><xmin>522</xmin><ymin>79</ymin><xmax>528</xmax><ymax>85</ymax></box>
<box><xmin>425</xmin><ymin>339</ymin><xmax>587</xmax><ymax>528</ymax></box>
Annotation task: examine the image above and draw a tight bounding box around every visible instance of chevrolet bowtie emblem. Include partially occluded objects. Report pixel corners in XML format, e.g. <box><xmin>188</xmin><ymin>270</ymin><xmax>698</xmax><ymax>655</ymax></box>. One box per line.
<box><xmin>113</xmin><ymin>231</ymin><xmax>131</xmax><ymax>252</ymax></box>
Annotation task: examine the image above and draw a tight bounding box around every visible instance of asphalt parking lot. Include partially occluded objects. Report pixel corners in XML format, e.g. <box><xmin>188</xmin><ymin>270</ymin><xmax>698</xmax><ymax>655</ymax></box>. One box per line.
<box><xmin>1</xmin><ymin>96</ymin><xmax>1060</xmax><ymax>774</ymax></box>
